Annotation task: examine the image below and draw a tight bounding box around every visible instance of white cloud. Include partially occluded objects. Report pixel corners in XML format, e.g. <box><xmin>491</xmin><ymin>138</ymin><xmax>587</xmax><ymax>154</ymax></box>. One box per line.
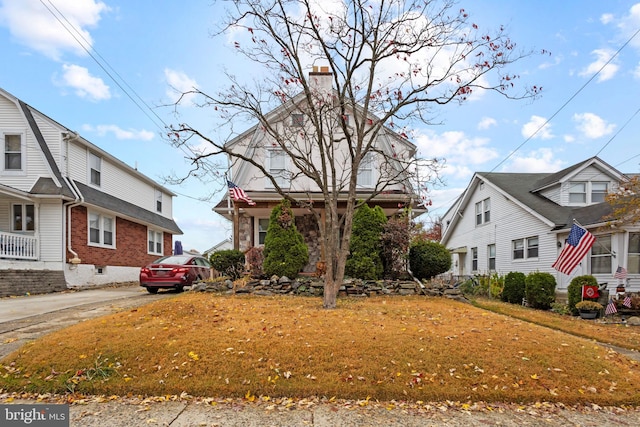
<box><xmin>563</xmin><ymin>134</ymin><xmax>576</xmax><ymax>143</ymax></box>
<box><xmin>578</xmin><ymin>49</ymin><xmax>619</xmax><ymax>82</ymax></box>
<box><xmin>82</xmin><ymin>124</ymin><xmax>154</xmax><ymax>141</ymax></box>
<box><xmin>164</xmin><ymin>69</ymin><xmax>199</xmax><ymax>105</ymax></box>
<box><xmin>58</xmin><ymin>64</ymin><xmax>110</xmax><ymax>101</ymax></box>
<box><xmin>521</xmin><ymin>115</ymin><xmax>554</xmax><ymax>140</ymax></box>
<box><xmin>501</xmin><ymin>148</ymin><xmax>565</xmax><ymax>173</ymax></box>
<box><xmin>600</xmin><ymin>13</ymin><xmax>614</xmax><ymax>25</ymax></box>
<box><xmin>0</xmin><ymin>0</ymin><xmax>109</xmax><ymax>60</ymax></box>
<box><xmin>618</xmin><ymin>3</ymin><xmax>640</xmax><ymax>50</ymax></box>
<box><xmin>414</xmin><ymin>130</ymin><xmax>499</xmax><ymax>182</ymax></box>
<box><xmin>572</xmin><ymin>112</ymin><xmax>615</xmax><ymax>139</ymax></box>
<box><xmin>477</xmin><ymin>117</ymin><xmax>497</xmax><ymax>130</ymax></box>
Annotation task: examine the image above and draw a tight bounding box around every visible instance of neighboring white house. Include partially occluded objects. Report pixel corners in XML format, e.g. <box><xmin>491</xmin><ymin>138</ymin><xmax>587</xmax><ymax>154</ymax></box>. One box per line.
<box><xmin>0</xmin><ymin>88</ymin><xmax>182</xmax><ymax>296</ymax></box>
<box><xmin>203</xmin><ymin>238</ymin><xmax>233</xmax><ymax>259</ymax></box>
<box><xmin>213</xmin><ymin>66</ymin><xmax>425</xmax><ymax>273</ymax></box>
<box><xmin>440</xmin><ymin>157</ymin><xmax>638</xmax><ymax>293</ymax></box>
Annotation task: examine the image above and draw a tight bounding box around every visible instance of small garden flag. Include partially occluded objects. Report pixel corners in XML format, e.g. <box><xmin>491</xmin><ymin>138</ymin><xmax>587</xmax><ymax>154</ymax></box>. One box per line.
<box><xmin>614</xmin><ymin>266</ymin><xmax>628</xmax><ymax>280</ymax></box>
<box><xmin>623</xmin><ymin>295</ymin><xmax>632</xmax><ymax>308</ymax></box>
<box><xmin>605</xmin><ymin>298</ymin><xmax>618</xmax><ymax>316</ymax></box>
<box><xmin>582</xmin><ymin>285</ymin><xmax>599</xmax><ymax>299</ymax></box>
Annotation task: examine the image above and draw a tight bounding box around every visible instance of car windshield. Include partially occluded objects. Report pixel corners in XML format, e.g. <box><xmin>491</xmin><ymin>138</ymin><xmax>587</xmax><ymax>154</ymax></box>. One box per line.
<box><xmin>154</xmin><ymin>255</ymin><xmax>192</xmax><ymax>265</ymax></box>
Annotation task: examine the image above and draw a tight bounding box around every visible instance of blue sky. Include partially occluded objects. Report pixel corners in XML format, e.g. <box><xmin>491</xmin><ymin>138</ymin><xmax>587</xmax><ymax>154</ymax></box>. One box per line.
<box><xmin>1</xmin><ymin>0</ymin><xmax>640</xmax><ymax>252</ymax></box>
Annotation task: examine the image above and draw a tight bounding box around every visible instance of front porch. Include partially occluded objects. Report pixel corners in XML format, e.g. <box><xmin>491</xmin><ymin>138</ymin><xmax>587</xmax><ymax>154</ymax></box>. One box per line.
<box><xmin>0</xmin><ymin>230</ymin><xmax>38</xmax><ymax>260</ymax></box>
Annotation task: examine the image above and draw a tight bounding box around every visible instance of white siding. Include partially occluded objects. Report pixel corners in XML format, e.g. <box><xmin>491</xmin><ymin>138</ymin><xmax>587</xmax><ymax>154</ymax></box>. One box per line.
<box><xmin>560</xmin><ymin>165</ymin><xmax>616</xmax><ymax>206</ymax></box>
<box><xmin>38</xmin><ymin>200</ymin><xmax>63</xmax><ymax>262</ymax></box>
<box><xmin>539</xmin><ymin>183</ymin><xmax>561</xmax><ymax>204</ymax></box>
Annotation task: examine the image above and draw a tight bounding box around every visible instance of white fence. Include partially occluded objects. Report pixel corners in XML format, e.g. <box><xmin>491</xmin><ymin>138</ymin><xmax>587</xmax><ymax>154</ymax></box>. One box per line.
<box><xmin>0</xmin><ymin>231</ymin><xmax>38</xmax><ymax>260</ymax></box>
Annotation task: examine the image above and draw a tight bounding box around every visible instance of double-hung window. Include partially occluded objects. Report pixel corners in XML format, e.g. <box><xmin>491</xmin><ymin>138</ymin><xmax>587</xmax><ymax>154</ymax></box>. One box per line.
<box><xmin>12</xmin><ymin>204</ymin><xmax>35</xmax><ymax>232</ymax></box>
<box><xmin>258</xmin><ymin>218</ymin><xmax>269</xmax><ymax>245</ymax></box>
<box><xmin>568</xmin><ymin>182</ymin><xmax>586</xmax><ymax>204</ymax></box>
<box><xmin>148</xmin><ymin>229</ymin><xmax>163</xmax><ymax>255</ymax></box>
<box><xmin>475</xmin><ymin>198</ymin><xmax>490</xmax><ymax>226</ymax></box>
<box><xmin>629</xmin><ymin>233</ymin><xmax>640</xmax><ymax>275</ymax></box>
<box><xmin>471</xmin><ymin>247</ymin><xmax>478</xmax><ymax>271</ymax></box>
<box><xmin>590</xmin><ymin>234</ymin><xmax>611</xmax><ymax>274</ymax></box>
<box><xmin>357</xmin><ymin>152</ymin><xmax>375</xmax><ymax>188</ymax></box>
<box><xmin>591</xmin><ymin>182</ymin><xmax>608</xmax><ymax>203</ymax></box>
<box><xmin>513</xmin><ymin>236</ymin><xmax>539</xmax><ymax>260</ymax></box>
<box><xmin>89</xmin><ymin>152</ymin><xmax>102</xmax><ymax>186</ymax></box>
<box><xmin>487</xmin><ymin>244</ymin><xmax>496</xmax><ymax>271</ymax></box>
<box><xmin>155</xmin><ymin>189</ymin><xmax>163</xmax><ymax>213</ymax></box>
<box><xmin>88</xmin><ymin>212</ymin><xmax>114</xmax><ymax>247</ymax></box>
<box><xmin>4</xmin><ymin>134</ymin><xmax>24</xmax><ymax>172</ymax></box>
<box><xmin>267</xmin><ymin>149</ymin><xmax>289</xmax><ymax>188</ymax></box>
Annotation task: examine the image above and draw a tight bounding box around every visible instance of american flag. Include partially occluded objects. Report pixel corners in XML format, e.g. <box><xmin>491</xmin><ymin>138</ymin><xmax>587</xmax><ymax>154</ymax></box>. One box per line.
<box><xmin>552</xmin><ymin>224</ymin><xmax>596</xmax><ymax>275</ymax></box>
<box><xmin>227</xmin><ymin>180</ymin><xmax>256</xmax><ymax>205</ymax></box>
<box><xmin>614</xmin><ymin>266</ymin><xmax>628</xmax><ymax>280</ymax></box>
<box><xmin>623</xmin><ymin>295</ymin><xmax>632</xmax><ymax>308</ymax></box>
<box><xmin>605</xmin><ymin>299</ymin><xmax>618</xmax><ymax>316</ymax></box>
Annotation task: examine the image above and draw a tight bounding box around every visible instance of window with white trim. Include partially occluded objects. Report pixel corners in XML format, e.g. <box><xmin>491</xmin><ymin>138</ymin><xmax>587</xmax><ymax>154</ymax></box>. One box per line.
<box><xmin>487</xmin><ymin>244</ymin><xmax>496</xmax><ymax>271</ymax></box>
<box><xmin>291</xmin><ymin>114</ymin><xmax>304</xmax><ymax>127</ymax></box>
<box><xmin>591</xmin><ymin>182</ymin><xmax>608</xmax><ymax>203</ymax></box>
<box><xmin>591</xmin><ymin>234</ymin><xmax>611</xmax><ymax>274</ymax></box>
<box><xmin>629</xmin><ymin>233</ymin><xmax>640</xmax><ymax>275</ymax></box>
<box><xmin>258</xmin><ymin>218</ymin><xmax>269</xmax><ymax>245</ymax></box>
<box><xmin>89</xmin><ymin>152</ymin><xmax>102</xmax><ymax>186</ymax></box>
<box><xmin>513</xmin><ymin>236</ymin><xmax>539</xmax><ymax>260</ymax></box>
<box><xmin>267</xmin><ymin>149</ymin><xmax>289</xmax><ymax>188</ymax></box>
<box><xmin>12</xmin><ymin>204</ymin><xmax>35</xmax><ymax>232</ymax></box>
<box><xmin>3</xmin><ymin>133</ymin><xmax>24</xmax><ymax>172</ymax></box>
<box><xmin>88</xmin><ymin>211</ymin><xmax>114</xmax><ymax>247</ymax></box>
<box><xmin>471</xmin><ymin>247</ymin><xmax>478</xmax><ymax>271</ymax></box>
<box><xmin>475</xmin><ymin>198</ymin><xmax>490</xmax><ymax>226</ymax></box>
<box><xmin>357</xmin><ymin>152</ymin><xmax>375</xmax><ymax>188</ymax></box>
<box><xmin>155</xmin><ymin>189</ymin><xmax>163</xmax><ymax>213</ymax></box>
<box><xmin>148</xmin><ymin>229</ymin><xmax>163</xmax><ymax>255</ymax></box>
<box><xmin>568</xmin><ymin>182</ymin><xmax>586</xmax><ymax>203</ymax></box>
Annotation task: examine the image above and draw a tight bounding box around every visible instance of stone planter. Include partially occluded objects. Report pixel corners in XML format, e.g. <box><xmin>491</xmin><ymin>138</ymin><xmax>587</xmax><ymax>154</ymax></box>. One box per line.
<box><xmin>579</xmin><ymin>310</ymin><xmax>599</xmax><ymax>319</ymax></box>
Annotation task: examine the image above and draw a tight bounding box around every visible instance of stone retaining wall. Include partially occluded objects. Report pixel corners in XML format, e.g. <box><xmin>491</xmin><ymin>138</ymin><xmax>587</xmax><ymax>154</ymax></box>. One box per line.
<box><xmin>0</xmin><ymin>269</ymin><xmax>67</xmax><ymax>297</ymax></box>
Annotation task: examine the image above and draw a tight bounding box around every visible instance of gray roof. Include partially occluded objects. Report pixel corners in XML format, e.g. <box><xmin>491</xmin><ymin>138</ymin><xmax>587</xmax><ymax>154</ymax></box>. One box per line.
<box><xmin>479</xmin><ymin>170</ymin><xmax>613</xmax><ymax>229</ymax></box>
<box><xmin>74</xmin><ymin>181</ymin><xmax>183</xmax><ymax>234</ymax></box>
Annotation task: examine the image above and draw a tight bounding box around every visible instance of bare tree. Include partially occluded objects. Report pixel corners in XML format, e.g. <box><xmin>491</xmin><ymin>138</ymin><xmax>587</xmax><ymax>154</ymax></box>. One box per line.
<box><xmin>168</xmin><ymin>0</ymin><xmax>541</xmax><ymax>308</ymax></box>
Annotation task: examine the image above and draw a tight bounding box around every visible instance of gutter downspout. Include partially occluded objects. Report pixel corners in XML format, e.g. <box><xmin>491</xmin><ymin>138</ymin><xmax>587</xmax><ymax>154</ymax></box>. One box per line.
<box><xmin>62</xmin><ymin>132</ymin><xmax>83</xmax><ymax>265</ymax></box>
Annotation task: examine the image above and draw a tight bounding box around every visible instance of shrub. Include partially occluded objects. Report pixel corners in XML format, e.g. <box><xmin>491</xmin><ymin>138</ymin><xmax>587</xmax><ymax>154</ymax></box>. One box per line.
<box><xmin>209</xmin><ymin>249</ymin><xmax>245</xmax><ymax>280</ymax></box>
<box><xmin>501</xmin><ymin>272</ymin><xmax>526</xmax><ymax>304</ymax></box>
<box><xmin>345</xmin><ymin>204</ymin><xmax>387</xmax><ymax>280</ymax></box>
<box><xmin>245</xmin><ymin>247</ymin><xmax>264</xmax><ymax>278</ymax></box>
<box><xmin>575</xmin><ymin>300</ymin><xmax>603</xmax><ymax>311</ymax></box>
<box><xmin>408</xmin><ymin>240</ymin><xmax>451</xmax><ymax>281</ymax></box>
<box><xmin>567</xmin><ymin>275</ymin><xmax>598</xmax><ymax>315</ymax></box>
<box><xmin>525</xmin><ymin>272</ymin><xmax>556</xmax><ymax>310</ymax></box>
<box><xmin>380</xmin><ymin>214</ymin><xmax>411</xmax><ymax>279</ymax></box>
<box><xmin>263</xmin><ymin>199</ymin><xmax>309</xmax><ymax>278</ymax></box>
<box><xmin>489</xmin><ymin>273</ymin><xmax>504</xmax><ymax>299</ymax></box>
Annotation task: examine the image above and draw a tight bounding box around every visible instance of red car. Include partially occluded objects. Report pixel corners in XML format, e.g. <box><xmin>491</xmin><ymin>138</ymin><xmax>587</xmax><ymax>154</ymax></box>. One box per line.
<box><xmin>140</xmin><ymin>255</ymin><xmax>211</xmax><ymax>293</ymax></box>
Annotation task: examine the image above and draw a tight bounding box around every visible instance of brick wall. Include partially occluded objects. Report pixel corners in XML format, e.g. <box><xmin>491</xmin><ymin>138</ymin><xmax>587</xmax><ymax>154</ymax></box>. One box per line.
<box><xmin>67</xmin><ymin>206</ymin><xmax>172</xmax><ymax>268</ymax></box>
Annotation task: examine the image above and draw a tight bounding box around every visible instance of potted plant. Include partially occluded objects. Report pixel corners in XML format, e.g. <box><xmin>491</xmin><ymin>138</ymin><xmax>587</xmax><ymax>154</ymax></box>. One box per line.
<box><xmin>575</xmin><ymin>300</ymin><xmax>603</xmax><ymax>319</ymax></box>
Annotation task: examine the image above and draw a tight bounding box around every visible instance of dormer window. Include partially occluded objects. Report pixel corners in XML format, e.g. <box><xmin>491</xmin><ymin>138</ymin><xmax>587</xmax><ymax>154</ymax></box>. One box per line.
<box><xmin>592</xmin><ymin>182</ymin><xmax>608</xmax><ymax>203</ymax></box>
<box><xmin>568</xmin><ymin>182</ymin><xmax>586</xmax><ymax>203</ymax></box>
<box><xmin>89</xmin><ymin>152</ymin><xmax>102</xmax><ymax>187</ymax></box>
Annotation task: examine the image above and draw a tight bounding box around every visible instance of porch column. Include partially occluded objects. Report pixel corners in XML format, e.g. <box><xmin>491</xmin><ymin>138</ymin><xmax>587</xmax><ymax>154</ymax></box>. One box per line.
<box><xmin>233</xmin><ymin>203</ymin><xmax>239</xmax><ymax>250</ymax></box>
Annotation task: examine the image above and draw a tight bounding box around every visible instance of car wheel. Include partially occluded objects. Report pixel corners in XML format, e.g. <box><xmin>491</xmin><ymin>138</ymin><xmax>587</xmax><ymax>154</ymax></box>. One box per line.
<box><xmin>175</xmin><ymin>286</ymin><xmax>184</xmax><ymax>293</ymax></box>
<box><xmin>146</xmin><ymin>287</ymin><xmax>159</xmax><ymax>294</ymax></box>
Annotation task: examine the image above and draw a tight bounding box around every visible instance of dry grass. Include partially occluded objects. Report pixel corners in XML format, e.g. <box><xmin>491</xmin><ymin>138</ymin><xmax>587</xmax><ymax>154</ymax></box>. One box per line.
<box><xmin>2</xmin><ymin>294</ymin><xmax>640</xmax><ymax>405</ymax></box>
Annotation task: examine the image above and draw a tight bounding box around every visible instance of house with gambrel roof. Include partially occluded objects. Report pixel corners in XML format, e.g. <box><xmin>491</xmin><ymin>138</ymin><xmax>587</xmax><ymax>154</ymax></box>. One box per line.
<box><xmin>440</xmin><ymin>157</ymin><xmax>638</xmax><ymax>293</ymax></box>
<box><xmin>0</xmin><ymin>87</ymin><xmax>182</xmax><ymax>296</ymax></box>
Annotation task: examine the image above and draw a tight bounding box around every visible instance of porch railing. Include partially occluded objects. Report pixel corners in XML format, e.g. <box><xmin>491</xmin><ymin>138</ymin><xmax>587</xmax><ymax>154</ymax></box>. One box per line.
<box><xmin>0</xmin><ymin>231</ymin><xmax>38</xmax><ymax>260</ymax></box>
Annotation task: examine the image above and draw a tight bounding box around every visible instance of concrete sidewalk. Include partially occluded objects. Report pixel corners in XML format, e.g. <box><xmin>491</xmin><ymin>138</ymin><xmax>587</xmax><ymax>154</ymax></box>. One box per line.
<box><xmin>3</xmin><ymin>395</ymin><xmax>640</xmax><ymax>426</ymax></box>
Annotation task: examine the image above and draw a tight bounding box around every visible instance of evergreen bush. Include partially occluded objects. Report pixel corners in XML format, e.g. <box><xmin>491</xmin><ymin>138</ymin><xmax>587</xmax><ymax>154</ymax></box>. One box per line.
<box><xmin>408</xmin><ymin>240</ymin><xmax>451</xmax><ymax>280</ymax></box>
<box><xmin>501</xmin><ymin>272</ymin><xmax>526</xmax><ymax>304</ymax></box>
<box><xmin>345</xmin><ymin>204</ymin><xmax>387</xmax><ymax>280</ymax></box>
<box><xmin>524</xmin><ymin>272</ymin><xmax>556</xmax><ymax>310</ymax></box>
<box><xmin>567</xmin><ymin>275</ymin><xmax>598</xmax><ymax>315</ymax></box>
<box><xmin>263</xmin><ymin>200</ymin><xmax>309</xmax><ymax>278</ymax></box>
<box><xmin>209</xmin><ymin>249</ymin><xmax>245</xmax><ymax>280</ymax></box>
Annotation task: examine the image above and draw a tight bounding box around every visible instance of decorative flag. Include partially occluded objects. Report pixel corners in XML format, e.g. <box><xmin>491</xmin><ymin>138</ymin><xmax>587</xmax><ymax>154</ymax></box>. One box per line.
<box><xmin>227</xmin><ymin>180</ymin><xmax>256</xmax><ymax>205</ymax></box>
<box><xmin>552</xmin><ymin>224</ymin><xmax>596</xmax><ymax>275</ymax></box>
<box><xmin>614</xmin><ymin>266</ymin><xmax>628</xmax><ymax>280</ymax></box>
<box><xmin>623</xmin><ymin>295</ymin><xmax>632</xmax><ymax>308</ymax></box>
<box><xmin>582</xmin><ymin>285</ymin><xmax>599</xmax><ymax>299</ymax></box>
<box><xmin>605</xmin><ymin>299</ymin><xmax>618</xmax><ymax>316</ymax></box>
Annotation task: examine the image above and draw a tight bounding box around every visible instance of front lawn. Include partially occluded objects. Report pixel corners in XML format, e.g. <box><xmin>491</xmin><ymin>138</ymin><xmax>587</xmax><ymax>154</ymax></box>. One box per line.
<box><xmin>1</xmin><ymin>294</ymin><xmax>639</xmax><ymax>405</ymax></box>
